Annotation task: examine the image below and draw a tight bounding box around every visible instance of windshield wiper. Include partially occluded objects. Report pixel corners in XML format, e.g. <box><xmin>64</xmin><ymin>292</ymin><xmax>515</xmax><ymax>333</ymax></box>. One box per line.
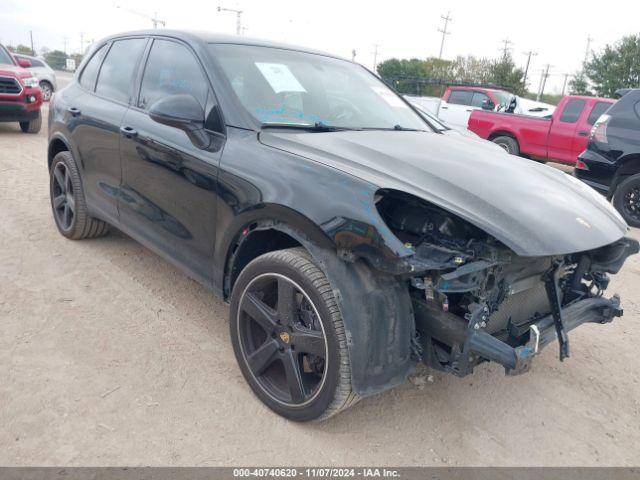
<box><xmin>261</xmin><ymin>122</ymin><xmax>361</xmax><ymax>132</ymax></box>
<box><xmin>361</xmin><ymin>125</ymin><xmax>427</xmax><ymax>132</ymax></box>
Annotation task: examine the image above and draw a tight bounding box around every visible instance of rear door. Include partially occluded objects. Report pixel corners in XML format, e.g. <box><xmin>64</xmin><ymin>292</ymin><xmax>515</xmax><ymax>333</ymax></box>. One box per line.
<box><xmin>67</xmin><ymin>38</ymin><xmax>147</xmax><ymax>223</ymax></box>
<box><xmin>439</xmin><ymin>89</ymin><xmax>475</xmax><ymax>128</ymax></box>
<box><xmin>572</xmin><ymin>100</ymin><xmax>613</xmax><ymax>157</ymax></box>
<box><xmin>547</xmin><ymin>98</ymin><xmax>586</xmax><ymax>164</ymax></box>
<box><xmin>118</xmin><ymin>38</ymin><xmax>223</xmax><ymax>285</ymax></box>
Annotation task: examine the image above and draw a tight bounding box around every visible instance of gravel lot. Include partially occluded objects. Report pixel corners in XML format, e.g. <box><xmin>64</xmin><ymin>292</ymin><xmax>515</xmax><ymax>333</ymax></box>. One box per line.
<box><xmin>1</xmin><ymin>106</ymin><xmax>639</xmax><ymax>466</ymax></box>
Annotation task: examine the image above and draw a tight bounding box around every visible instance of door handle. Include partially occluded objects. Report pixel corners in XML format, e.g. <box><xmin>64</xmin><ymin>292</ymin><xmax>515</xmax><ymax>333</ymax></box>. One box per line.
<box><xmin>440</xmin><ymin>106</ymin><xmax>448</xmax><ymax>110</ymax></box>
<box><xmin>466</xmin><ymin>109</ymin><xmax>473</xmax><ymax>112</ymax></box>
<box><xmin>577</xmin><ymin>130</ymin><xmax>589</xmax><ymax>137</ymax></box>
<box><xmin>120</xmin><ymin>126</ymin><xmax>138</xmax><ymax>138</ymax></box>
<box><xmin>67</xmin><ymin>107</ymin><xmax>81</xmax><ymax>117</ymax></box>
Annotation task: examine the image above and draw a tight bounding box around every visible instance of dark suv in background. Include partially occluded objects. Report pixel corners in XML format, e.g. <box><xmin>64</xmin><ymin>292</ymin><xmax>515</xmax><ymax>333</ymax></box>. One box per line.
<box><xmin>576</xmin><ymin>88</ymin><xmax>640</xmax><ymax>227</ymax></box>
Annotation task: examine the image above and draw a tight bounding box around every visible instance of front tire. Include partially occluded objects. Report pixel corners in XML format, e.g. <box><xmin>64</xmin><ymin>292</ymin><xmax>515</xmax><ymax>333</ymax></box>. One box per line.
<box><xmin>613</xmin><ymin>173</ymin><xmax>640</xmax><ymax>228</ymax></box>
<box><xmin>39</xmin><ymin>81</ymin><xmax>53</xmax><ymax>102</ymax></box>
<box><xmin>49</xmin><ymin>151</ymin><xmax>110</xmax><ymax>239</ymax></box>
<box><xmin>229</xmin><ymin>248</ymin><xmax>358</xmax><ymax>421</ymax></box>
<box><xmin>19</xmin><ymin>110</ymin><xmax>42</xmax><ymax>134</ymax></box>
<box><xmin>492</xmin><ymin>135</ymin><xmax>519</xmax><ymax>155</ymax></box>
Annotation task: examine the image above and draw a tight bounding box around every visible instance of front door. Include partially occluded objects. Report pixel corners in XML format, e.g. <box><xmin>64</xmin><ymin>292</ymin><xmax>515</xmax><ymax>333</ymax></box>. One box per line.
<box><xmin>118</xmin><ymin>38</ymin><xmax>223</xmax><ymax>285</ymax></box>
<box><xmin>547</xmin><ymin>98</ymin><xmax>586</xmax><ymax>163</ymax></box>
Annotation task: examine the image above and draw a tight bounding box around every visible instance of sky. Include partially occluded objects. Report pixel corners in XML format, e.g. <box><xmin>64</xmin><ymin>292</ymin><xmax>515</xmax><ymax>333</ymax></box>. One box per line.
<box><xmin>1</xmin><ymin>0</ymin><xmax>638</xmax><ymax>94</ymax></box>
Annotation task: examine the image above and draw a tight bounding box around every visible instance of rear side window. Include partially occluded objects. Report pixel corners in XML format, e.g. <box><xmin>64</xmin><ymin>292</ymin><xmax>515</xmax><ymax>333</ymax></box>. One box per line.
<box><xmin>80</xmin><ymin>45</ymin><xmax>108</xmax><ymax>91</ymax></box>
<box><xmin>138</xmin><ymin>40</ymin><xmax>208</xmax><ymax>110</ymax></box>
<box><xmin>448</xmin><ymin>90</ymin><xmax>473</xmax><ymax>105</ymax></box>
<box><xmin>95</xmin><ymin>38</ymin><xmax>147</xmax><ymax>103</ymax></box>
<box><xmin>587</xmin><ymin>102</ymin><xmax>612</xmax><ymax>125</ymax></box>
<box><xmin>560</xmin><ymin>99</ymin><xmax>586</xmax><ymax>123</ymax></box>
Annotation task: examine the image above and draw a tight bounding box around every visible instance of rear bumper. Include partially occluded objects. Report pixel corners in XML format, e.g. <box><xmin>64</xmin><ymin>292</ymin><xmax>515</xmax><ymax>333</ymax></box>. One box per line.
<box><xmin>469</xmin><ymin>296</ymin><xmax>622</xmax><ymax>375</ymax></box>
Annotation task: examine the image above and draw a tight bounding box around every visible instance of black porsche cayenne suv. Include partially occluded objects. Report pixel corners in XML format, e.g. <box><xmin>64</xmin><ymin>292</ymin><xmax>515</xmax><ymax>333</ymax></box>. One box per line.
<box><xmin>48</xmin><ymin>30</ymin><xmax>638</xmax><ymax>421</ymax></box>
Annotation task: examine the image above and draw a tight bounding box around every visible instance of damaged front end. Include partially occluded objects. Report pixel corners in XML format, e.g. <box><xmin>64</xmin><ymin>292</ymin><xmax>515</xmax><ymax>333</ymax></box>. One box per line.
<box><xmin>375</xmin><ymin>190</ymin><xmax>639</xmax><ymax>376</ymax></box>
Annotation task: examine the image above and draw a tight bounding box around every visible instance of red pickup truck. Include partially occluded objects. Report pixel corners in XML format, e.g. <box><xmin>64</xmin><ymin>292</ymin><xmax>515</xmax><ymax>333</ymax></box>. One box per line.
<box><xmin>0</xmin><ymin>43</ymin><xmax>43</xmax><ymax>133</ymax></box>
<box><xmin>467</xmin><ymin>95</ymin><xmax>614</xmax><ymax>165</ymax></box>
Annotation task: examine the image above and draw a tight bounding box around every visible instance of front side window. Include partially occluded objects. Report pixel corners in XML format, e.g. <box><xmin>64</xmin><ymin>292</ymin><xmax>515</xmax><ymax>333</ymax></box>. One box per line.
<box><xmin>560</xmin><ymin>99</ymin><xmax>586</xmax><ymax>123</ymax></box>
<box><xmin>138</xmin><ymin>40</ymin><xmax>208</xmax><ymax>110</ymax></box>
<box><xmin>471</xmin><ymin>92</ymin><xmax>492</xmax><ymax>108</ymax></box>
<box><xmin>79</xmin><ymin>44</ymin><xmax>108</xmax><ymax>91</ymax></box>
<box><xmin>208</xmin><ymin>44</ymin><xmax>427</xmax><ymax>130</ymax></box>
<box><xmin>0</xmin><ymin>45</ymin><xmax>14</xmax><ymax>65</ymax></box>
<box><xmin>448</xmin><ymin>90</ymin><xmax>473</xmax><ymax>105</ymax></box>
<box><xmin>95</xmin><ymin>38</ymin><xmax>147</xmax><ymax>103</ymax></box>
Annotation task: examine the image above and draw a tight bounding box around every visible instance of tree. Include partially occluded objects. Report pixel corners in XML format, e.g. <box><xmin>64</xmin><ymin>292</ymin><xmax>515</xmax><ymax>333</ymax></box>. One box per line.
<box><xmin>487</xmin><ymin>53</ymin><xmax>525</xmax><ymax>95</ymax></box>
<box><xmin>14</xmin><ymin>44</ymin><xmax>33</xmax><ymax>55</ymax></box>
<box><xmin>568</xmin><ymin>72</ymin><xmax>591</xmax><ymax>96</ymax></box>
<box><xmin>585</xmin><ymin>34</ymin><xmax>640</xmax><ymax>97</ymax></box>
<box><xmin>44</xmin><ymin>50</ymin><xmax>68</xmax><ymax>70</ymax></box>
<box><xmin>451</xmin><ymin>55</ymin><xmax>492</xmax><ymax>84</ymax></box>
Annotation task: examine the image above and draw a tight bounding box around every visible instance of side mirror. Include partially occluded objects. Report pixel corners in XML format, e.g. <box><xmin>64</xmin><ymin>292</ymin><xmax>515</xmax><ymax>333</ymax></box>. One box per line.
<box><xmin>16</xmin><ymin>57</ymin><xmax>32</xmax><ymax>68</ymax></box>
<box><xmin>149</xmin><ymin>94</ymin><xmax>210</xmax><ymax>149</ymax></box>
<box><xmin>481</xmin><ymin>100</ymin><xmax>495</xmax><ymax>111</ymax></box>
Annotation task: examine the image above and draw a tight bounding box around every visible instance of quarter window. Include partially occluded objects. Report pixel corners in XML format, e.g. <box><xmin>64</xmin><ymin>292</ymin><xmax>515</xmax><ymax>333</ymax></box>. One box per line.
<box><xmin>95</xmin><ymin>38</ymin><xmax>147</xmax><ymax>103</ymax></box>
<box><xmin>138</xmin><ymin>40</ymin><xmax>208</xmax><ymax>110</ymax></box>
<box><xmin>560</xmin><ymin>99</ymin><xmax>586</xmax><ymax>123</ymax></box>
<box><xmin>79</xmin><ymin>44</ymin><xmax>108</xmax><ymax>91</ymax></box>
<box><xmin>587</xmin><ymin>101</ymin><xmax>612</xmax><ymax>125</ymax></box>
<box><xmin>448</xmin><ymin>90</ymin><xmax>473</xmax><ymax>105</ymax></box>
<box><xmin>471</xmin><ymin>92</ymin><xmax>492</xmax><ymax>108</ymax></box>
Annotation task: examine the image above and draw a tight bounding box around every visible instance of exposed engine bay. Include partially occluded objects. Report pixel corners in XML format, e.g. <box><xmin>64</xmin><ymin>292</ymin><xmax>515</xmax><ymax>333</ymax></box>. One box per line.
<box><xmin>376</xmin><ymin>190</ymin><xmax>639</xmax><ymax>376</ymax></box>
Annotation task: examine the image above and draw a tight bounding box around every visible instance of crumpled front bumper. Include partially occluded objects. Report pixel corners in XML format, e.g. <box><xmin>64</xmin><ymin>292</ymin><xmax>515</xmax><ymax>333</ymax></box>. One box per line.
<box><xmin>467</xmin><ymin>295</ymin><xmax>623</xmax><ymax>375</ymax></box>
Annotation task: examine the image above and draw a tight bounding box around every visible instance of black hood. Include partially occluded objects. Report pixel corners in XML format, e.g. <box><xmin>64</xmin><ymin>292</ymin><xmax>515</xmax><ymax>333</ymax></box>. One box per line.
<box><xmin>260</xmin><ymin>130</ymin><xmax>627</xmax><ymax>256</ymax></box>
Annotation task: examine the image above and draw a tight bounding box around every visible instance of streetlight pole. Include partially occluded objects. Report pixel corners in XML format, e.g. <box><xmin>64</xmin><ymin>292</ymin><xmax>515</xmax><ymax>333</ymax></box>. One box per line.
<box><xmin>218</xmin><ymin>6</ymin><xmax>244</xmax><ymax>35</ymax></box>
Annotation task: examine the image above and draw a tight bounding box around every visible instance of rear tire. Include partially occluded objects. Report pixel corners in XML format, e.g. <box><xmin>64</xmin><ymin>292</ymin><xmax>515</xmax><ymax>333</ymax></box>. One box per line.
<box><xmin>229</xmin><ymin>247</ymin><xmax>358</xmax><ymax>421</ymax></box>
<box><xmin>492</xmin><ymin>135</ymin><xmax>519</xmax><ymax>156</ymax></box>
<box><xmin>19</xmin><ymin>110</ymin><xmax>42</xmax><ymax>134</ymax></box>
<box><xmin>49</xmin><ymin>151</ymin><xmax>110</xmax><ymax>239</ymax></box>
<box><xmin>613</xmin><ymin>173</ymin><xmax>640</xmax><ymax>228</ymax></box>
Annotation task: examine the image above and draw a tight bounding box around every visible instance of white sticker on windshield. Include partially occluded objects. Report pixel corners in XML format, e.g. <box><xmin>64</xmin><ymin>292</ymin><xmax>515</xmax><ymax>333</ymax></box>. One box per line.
<box><xmin>371</xmin><ymin>86</ymin><xmax>408</xmax><ymax>109</ymax></box>
<box><xmin>255</xmin><ymin>62</ymin><xmax>307</xmax><ymax>94</ymax></box>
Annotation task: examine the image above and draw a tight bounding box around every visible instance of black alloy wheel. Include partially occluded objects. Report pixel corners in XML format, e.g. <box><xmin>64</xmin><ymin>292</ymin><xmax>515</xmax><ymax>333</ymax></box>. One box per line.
<box><xmin>51</xmin><ymin>161</ymin><xmax>75</xmax><ymax>231</ymax></box>
<box><xmin>237</xmin><ymin>273</ymin><xmax>328</xmax><ymax>406</ymax></box>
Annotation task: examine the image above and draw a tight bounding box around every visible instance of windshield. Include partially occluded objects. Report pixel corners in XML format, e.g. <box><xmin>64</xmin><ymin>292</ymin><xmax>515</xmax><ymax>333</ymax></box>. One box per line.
<box><xmin>410</xmin><ymin>103</ymin><xmax>449</xmax><ymax>132</ymax></box>
<box><xmin>0</xmin><ymin>45</ymin><xmax>14</xmax><ymax>66</ymax></box>
<box><xmin>209</xmin><ymin>44</ymin><xmax>428</xmax><ymax>130</ymax></box>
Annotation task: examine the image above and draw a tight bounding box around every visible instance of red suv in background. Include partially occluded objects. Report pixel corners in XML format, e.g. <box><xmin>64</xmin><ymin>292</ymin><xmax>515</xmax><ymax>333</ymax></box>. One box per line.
<box><xmin>0</xmin><ymin>43</ymin><xmax>43</xmax><ymax>133</ymax></box>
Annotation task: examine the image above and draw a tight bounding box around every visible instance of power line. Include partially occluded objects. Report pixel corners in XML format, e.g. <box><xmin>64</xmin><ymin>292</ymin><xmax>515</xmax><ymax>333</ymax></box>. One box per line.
<box><xmin>437</xmin><ymin>11</ymin><xmax>452</xmax><ymax>60</ymax></box>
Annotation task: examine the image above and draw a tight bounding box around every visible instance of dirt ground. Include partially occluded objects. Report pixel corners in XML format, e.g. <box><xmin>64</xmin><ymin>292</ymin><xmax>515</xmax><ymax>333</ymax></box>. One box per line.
<box><xmin>1</xmin><ymin>105</ymin><xmax>639</xmax><ymax>467</ymax></box>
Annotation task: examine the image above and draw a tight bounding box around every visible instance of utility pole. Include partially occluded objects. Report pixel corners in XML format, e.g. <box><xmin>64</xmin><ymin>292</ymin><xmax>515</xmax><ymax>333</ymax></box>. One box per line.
<box><xmin>351</xmin><ymin>49</ymin><xmax>356</xmax><ymax>62</ymax></box>
<box><xmin>499</xmin><ymin>38</ymin><xmax>512</xmax><ymax>58</ymax></box>
<box><xmin>537</xmin><ymin>64</ymin><xmax>551</xmax><ymax>101</ymax></box>
<box><xmin>218</xmin><ymin>5</ymin><xmax>243</xmax><ymax>35</ymax></box>
<box><xmin>437</xmin><ymin>11</ymin><xmax>452</xmax><ymax>60</ymax></box>
<box><xmin>79</xmin><ymin>32</ymin><xmax>84</xmax><ymax>54</ymax></box>
<box><xmin>522</xmin><ymin>50</ymin><xmax>537</xmax><ymax>89</ymax></box>
<box><xmin>561</xmin><ymin>73</ymin><xmax>571</xmax><ymax>96</ymax></box>
<box><xmin>29</xmin><ymin>31</ymin><xmax>35</xmax><ymax>55</ymax></box>
<box><xmin>583</xmin><ymin>34</ymin><xmax>593</xmax><ymax>65</ymax></box>
<box><xmin>63</xmin><ymin>37</ymin><xmax>68</xmax><ymax>55</ymax></box>
<box><xmin>372</xmin><ymin>44</ymin><xmax>380</xmax><ymax>72</ymax></box>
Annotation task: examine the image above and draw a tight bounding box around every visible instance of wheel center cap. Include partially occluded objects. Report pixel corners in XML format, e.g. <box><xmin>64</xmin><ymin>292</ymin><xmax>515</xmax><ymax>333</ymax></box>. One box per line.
<box><xmin>278</xmin><ymin>331</ymin><xmax>290</xmax><ymax>344</ymax></box>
